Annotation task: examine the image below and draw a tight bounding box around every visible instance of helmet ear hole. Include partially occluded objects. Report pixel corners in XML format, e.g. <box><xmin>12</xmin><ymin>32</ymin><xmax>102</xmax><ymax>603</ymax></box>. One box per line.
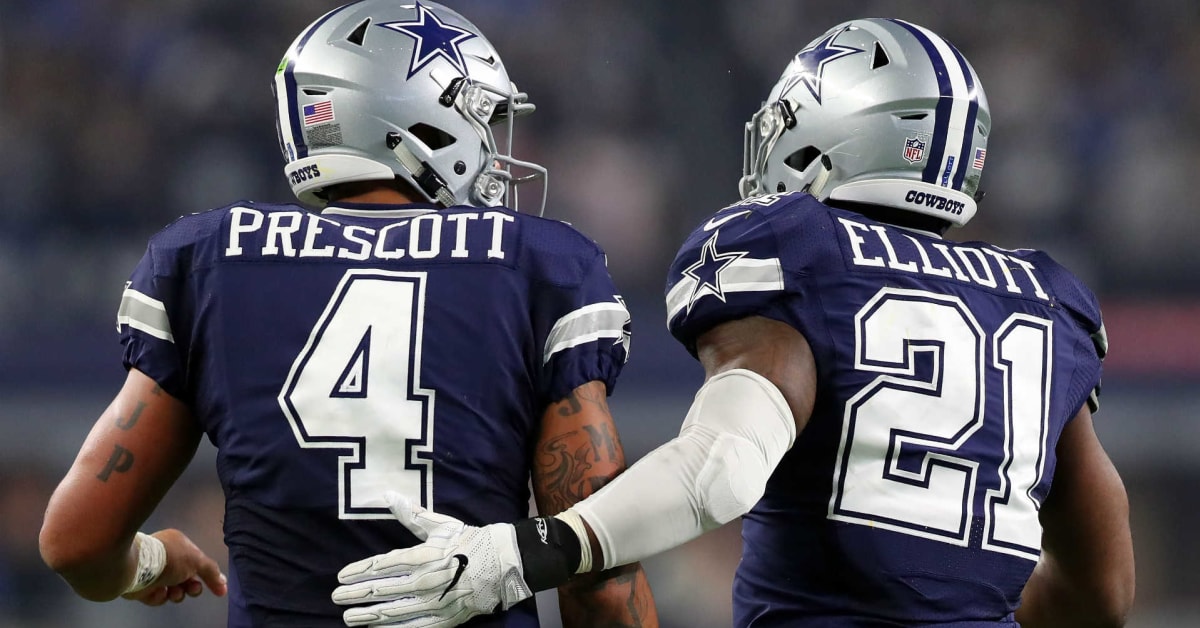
<box><xmin>784</xmin><ymin>146</ymin><xmax>822</xmax><ymax>173</ymax></box>
<box><xmin>407</xmin><ymin>123</ymin><xmax>457</xmax><ymax>151</ymax></box>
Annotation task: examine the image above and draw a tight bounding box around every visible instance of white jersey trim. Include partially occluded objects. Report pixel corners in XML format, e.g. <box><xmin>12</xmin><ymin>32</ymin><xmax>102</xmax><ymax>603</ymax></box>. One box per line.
<box><xmin>666</xmin><ymin>256</ymin><xmax>785</xmax><ymax>325</ymax></box>
<box><xmin>322</xmin><ymin>207</ymin><xmax>437</xmax><ymax>219</ymax></box>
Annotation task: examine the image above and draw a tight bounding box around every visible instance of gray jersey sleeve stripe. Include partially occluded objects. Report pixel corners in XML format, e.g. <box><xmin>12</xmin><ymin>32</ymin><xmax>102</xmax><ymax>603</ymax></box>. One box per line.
<box><xmin>543</xmin><ymin>302</ymin><xmax>628</xmax><ymax>365</ymax></box>
<box><xmin>116</xmin><ymin>289</ymin><xmax>175</xmax><ymax>343</ymax></box>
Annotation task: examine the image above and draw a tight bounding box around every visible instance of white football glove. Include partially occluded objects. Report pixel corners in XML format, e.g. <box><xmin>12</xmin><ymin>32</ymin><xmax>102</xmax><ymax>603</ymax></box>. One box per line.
<box><xmin>331</xmin><ymin>492</ymin><xmax>533</xmax><ymax>628</ymax></box>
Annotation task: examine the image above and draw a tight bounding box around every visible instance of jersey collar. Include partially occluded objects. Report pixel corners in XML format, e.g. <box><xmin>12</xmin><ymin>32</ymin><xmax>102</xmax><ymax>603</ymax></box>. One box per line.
<box><xmin>891</xmin><ymin>223</ymin><xmax>943</xmax><ymax>239</ymax></box>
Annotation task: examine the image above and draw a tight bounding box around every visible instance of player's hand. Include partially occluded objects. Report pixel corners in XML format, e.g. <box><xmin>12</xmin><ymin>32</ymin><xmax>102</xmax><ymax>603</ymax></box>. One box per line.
<box><xmin>332</xmin><ymin>492</ymin><xmax>532</xmax><ymax>627</ymax></box>
<box><xmin>121</xmin><ymin>529</ymin><xmax>227</xmax><ymax>606</ymax></box>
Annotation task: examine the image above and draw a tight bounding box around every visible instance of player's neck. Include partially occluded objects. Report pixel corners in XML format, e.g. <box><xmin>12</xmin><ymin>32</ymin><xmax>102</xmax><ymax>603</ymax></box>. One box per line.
<box><xmin>326</xmin><ymin>181</ymin><xmax>423</xmax><ymax>206</ymax></box>
<box><xmin>335</xmin><ymin>189</ymin><xmax>419</xmax><ymax>205</ymax></box>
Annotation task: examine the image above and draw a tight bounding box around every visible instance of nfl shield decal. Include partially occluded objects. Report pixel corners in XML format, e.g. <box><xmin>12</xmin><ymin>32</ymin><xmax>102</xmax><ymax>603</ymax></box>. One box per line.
<box><xmin>903</xmin><ymin>136</ymin><xmax>927</xmax><ymax>164</ymax></box>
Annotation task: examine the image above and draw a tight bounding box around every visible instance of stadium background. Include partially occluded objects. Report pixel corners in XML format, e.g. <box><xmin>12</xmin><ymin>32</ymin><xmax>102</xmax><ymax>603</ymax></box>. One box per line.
<box><xmin>1</xmin><ymin>0</ymin><xmax>1197</xmax><ymax>626</ymax></box>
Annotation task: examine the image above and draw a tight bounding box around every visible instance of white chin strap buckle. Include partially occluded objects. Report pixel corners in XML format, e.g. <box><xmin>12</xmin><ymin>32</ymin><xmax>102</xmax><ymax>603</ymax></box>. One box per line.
<box><xmin>387</xmin><ymin>132</ymin><xmax>457</xmax><ymax>207</ymax></box>
<box><xmin>805</xmin><ymin>155</ymin><xmax>833</xmax><ymax>198</ymax></box>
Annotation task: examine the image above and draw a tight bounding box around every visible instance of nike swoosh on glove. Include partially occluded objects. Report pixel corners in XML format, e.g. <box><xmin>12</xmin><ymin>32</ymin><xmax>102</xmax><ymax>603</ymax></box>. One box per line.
<box><xmin>331</xmin><ymin>492</ymin><xmax>533</xmax><ymax>627</ymax></box>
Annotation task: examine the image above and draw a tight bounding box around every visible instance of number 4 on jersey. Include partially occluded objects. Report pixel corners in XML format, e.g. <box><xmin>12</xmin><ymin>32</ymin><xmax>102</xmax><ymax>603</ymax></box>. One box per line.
<box><xmin>279</xmin><ymin>270</ymin><xmax>436</xmax><ymax>519</ymax></box>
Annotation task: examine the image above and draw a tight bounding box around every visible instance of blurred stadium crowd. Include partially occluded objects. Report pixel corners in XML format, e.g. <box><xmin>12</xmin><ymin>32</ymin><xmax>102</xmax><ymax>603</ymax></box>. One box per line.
<box><xmin>0</xmin><ymin>0</ymin><xmax>1198</xmax><ymax>626</ymax></box>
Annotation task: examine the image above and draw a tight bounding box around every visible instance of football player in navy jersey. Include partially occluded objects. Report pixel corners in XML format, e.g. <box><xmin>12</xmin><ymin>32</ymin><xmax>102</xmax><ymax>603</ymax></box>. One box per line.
<box><xmin>332</xmin><ymin>18</ymin><xmax>1135</xmax><ymax>628</ymax></box>
<box><xmin>39</xmin><ymin>1</ymin><xmax>657</xmax><ymax>626</ymax></box>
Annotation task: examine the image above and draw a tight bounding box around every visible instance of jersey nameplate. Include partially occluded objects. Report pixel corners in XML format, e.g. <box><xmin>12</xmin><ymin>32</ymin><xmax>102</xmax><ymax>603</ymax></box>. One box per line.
<box><xmin>836</xmin><ymin>216</ymin><xmax>1048</xmax><ymax>301</ymax></box>
<box><xmin>224</xmin><ymin>207</ymin><xmax>514</xmax><ymax>262</ymax></box>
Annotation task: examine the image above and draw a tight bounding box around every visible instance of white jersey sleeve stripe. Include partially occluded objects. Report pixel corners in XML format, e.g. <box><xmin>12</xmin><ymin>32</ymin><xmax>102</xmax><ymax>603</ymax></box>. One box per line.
<box><xmin>666</xmin><ymin>257</ymin><xmax>784</xmax><ymax>324</ymax></box>
<box><xmin>116</xmin><ymin>288</ymin><xmax>175</xmax><ymax>343</ymax></box>
<box><xmin>543</xmin><ymin>302</ymin><xmax>628</xmax><ymax>365</ymax></box>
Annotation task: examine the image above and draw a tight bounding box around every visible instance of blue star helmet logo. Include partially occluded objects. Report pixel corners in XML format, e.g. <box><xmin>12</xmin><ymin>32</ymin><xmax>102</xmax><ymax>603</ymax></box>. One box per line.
<box><xmin>780</xmin><ymin>27</ymin><xmax>863</xmax><ymax>104</ymax></box>
<box><xmin>683</xmin><ymin>232</ymin><xmax>746</xmax><ymax>313</ymax></box>
<box><xmin>379</xmin><ymin>2</ymin><xmax>478</xmax><ymax>80</ymax></box>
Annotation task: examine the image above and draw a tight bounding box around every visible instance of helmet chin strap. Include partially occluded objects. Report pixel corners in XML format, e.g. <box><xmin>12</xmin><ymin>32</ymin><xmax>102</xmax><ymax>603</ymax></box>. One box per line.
<box><xmin>386</xmin><ymin>132</ymin><xmax>457</xmax><ymax>207</ymax></box>
<box><xmin>805</xmin><ymin>154</ymin><xmax>834</xmax><ymax>198</ymax></box>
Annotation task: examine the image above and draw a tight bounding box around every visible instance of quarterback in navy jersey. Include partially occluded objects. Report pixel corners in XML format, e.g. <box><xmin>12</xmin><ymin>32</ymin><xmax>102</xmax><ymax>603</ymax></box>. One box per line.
<box><xmin>39</xmin><ymin>2</ymin><xmax>657</xmax><ymax>627</ymax></box>
<box><xmin>333</xmin><ymin>18</ymin><xmax>1134</xmax><ymax>628</ymax></box>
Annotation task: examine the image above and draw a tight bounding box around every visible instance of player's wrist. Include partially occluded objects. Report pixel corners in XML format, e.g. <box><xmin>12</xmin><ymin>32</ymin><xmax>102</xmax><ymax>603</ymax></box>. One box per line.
<box><xmin>122</xmin><ymin>532</ymin><xmax>167</xmax><ymax>595</ymax></box>
<box><xmin>512</xmin><ymin>514</ymin><xmax>584</xmax><ymax>592</ymax></box>
<box><xmin>553</xmin><ymin>509</ymin><xmax>593</xmax><ymax>573</ymax></box>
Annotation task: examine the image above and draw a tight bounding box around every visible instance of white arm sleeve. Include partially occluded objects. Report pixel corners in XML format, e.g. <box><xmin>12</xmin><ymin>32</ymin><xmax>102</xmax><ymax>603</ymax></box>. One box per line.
<box><xmin>570</xmin><ymin>368</ymin><xmax>796</xmax><ymax>570</ymax></box>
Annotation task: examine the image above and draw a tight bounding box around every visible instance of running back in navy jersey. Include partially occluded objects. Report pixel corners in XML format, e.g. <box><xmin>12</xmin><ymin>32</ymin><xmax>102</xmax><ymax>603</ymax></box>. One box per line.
<box><xmin>118</xmin><ymin>201</ymin><xmax>630</xmax><ymax>627</ymax></box>
<box><xmin>665</xmin><ymin>192</ymin><xmax>1104</xmax><ymax>627</ymax></box>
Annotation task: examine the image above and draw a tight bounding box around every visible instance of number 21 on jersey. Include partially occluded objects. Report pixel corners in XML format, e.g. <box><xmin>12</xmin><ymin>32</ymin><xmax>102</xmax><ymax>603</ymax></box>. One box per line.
<box><xmin>279</xmin><ymin>269</ymin><xmax>436</xmax><ymax>519</ymax></box>
<box><xmin>831</xmin><ymin>287</ymin><xmax>1051</xmax><ymax>561</ymax></box>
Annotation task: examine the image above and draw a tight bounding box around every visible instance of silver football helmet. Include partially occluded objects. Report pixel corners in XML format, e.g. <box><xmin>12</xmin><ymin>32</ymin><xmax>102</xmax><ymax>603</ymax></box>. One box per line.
<box><xmin>273</xmin><ymin>0</ymin><xmax>546</xmax><ymax>212</ymax></box>
<box><xmin>741</xmin><ymin>18</ymin><xmax>990</xmax><ymax>227</ymax></box>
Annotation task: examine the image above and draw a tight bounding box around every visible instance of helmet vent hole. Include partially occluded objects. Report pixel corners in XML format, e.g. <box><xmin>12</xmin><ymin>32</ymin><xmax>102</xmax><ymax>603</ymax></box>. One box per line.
<box><xmin>347</xmin><ymin>19</ymin><xmax>371</xmax><ymax>46</ymax></box>
<box><xmin>784</xmin><ymin>146</ymin><xmax>822</xmax><ymax>172</ymax></box>
<box><xmin>899</xmin><ymin>113</ymin><xmax>928</xmax><ymax>120</ymax></box>
<box><xmin>302</xmin><ymin>88</ymin><xmax>328</xmax><ymax>96</ymax></box>
<box><xmin>871</xmin><ymin>42</ymin><xmax>890</xmax><ymax>69</ymax></box>
<box><xmin>408</xmin><ymin>123</ymin><xmax>457</xmax><ymax>150</ymax></box>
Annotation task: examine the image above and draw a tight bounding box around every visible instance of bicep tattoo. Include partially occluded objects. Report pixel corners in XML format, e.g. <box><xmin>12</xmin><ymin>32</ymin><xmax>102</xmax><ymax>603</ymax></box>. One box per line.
<box><xmin>96</xmin><ymin>384</ymin><xmax>166</xmax><ymax>480</ymax></box>
<box><xmin>556</xmin><ymin>385</ymin><xmax>610</xmax><ymax>417</ymax></box>
<box><xmin>96</xmin><ymin>444</ymin><xmax>135</xmax><ymax>481</ymax></box>
<box><xmin>537</xmin><ymin>386</ymin><xmax>626</xmax><ymax>515</ymax></box>
<box><xmin>582</xmin><ymin>423</ymin><xmax>619</xmax><ymax>463</ymax></box>
<box><xmin>115</xmin><ymin>401</ymin><xmax>147</xmax><ymax>430</ymax></box>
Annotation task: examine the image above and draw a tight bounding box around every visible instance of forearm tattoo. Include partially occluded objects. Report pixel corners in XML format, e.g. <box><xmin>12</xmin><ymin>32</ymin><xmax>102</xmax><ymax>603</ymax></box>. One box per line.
<box><xmin>560</xmin><ymin>563</ymin><xmax>656</xmax><ymax>628</ymax></box>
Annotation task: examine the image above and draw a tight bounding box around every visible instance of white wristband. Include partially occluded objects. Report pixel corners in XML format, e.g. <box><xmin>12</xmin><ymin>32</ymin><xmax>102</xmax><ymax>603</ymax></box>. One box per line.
<box><xmin>123</xmin><ymin>532</ymin><xmax>167</xmax><ymax>594</ymax></box>
<box><xmin>553</xmin><ymin>509</ymin><xmax>593</xmax><ymax>574</ymax></box>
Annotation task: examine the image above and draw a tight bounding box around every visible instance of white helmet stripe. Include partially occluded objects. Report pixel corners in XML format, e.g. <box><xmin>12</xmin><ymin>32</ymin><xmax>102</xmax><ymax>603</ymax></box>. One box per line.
<box><xmin>891</xmin><ymin>20</ymin><xmax>977</xmax><ymax>191</ymax></box>
<box><xmin>946</xmin><ymin>43</ymin><xmax>981</xmax><ymax>191</ymax></box>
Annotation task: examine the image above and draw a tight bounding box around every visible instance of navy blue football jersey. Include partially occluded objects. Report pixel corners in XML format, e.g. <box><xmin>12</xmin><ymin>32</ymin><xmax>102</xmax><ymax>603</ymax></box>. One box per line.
<box><xmin>117</xmin><ymin>201</ymin><xmax>631</xmax><ymax>627</ymax></box>
<box><xmin>665</xmin><ymin>192</ymin><xmax>1104</xmax><ymax>627</ymax></box>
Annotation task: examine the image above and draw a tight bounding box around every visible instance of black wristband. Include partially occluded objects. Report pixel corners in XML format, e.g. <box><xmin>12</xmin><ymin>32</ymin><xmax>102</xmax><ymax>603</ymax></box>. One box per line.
<box><xmin>513</xmin><ymin>516</ymin><xmax>582</xmax><ymax>592</ymax></box>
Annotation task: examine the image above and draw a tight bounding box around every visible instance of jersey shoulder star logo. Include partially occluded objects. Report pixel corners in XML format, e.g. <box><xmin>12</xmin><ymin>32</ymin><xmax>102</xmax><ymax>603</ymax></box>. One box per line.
<box><xmin>379</xmin><ymin>1</ymin><xmax>478</xmax><ymax>79</ymax></box>
<box><xmin>683</xmin><ymin>232</ymin><xmax>747</xmax><ymax>313</ymax></box>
